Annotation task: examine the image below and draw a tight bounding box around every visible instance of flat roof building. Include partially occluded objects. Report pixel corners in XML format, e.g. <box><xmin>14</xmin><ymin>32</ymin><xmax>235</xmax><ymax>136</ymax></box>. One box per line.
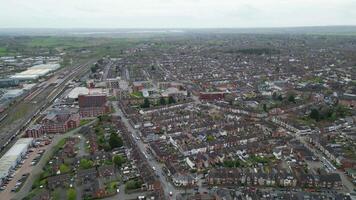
<box><xmin>11</xmin><ymin>63</ymin><xmax>60</xmax><ymax>80</ymax></box>
<box><xmin>0</xmin><ymin>138</ymin><xmax>33</xmax><ymax>183</ymax></box>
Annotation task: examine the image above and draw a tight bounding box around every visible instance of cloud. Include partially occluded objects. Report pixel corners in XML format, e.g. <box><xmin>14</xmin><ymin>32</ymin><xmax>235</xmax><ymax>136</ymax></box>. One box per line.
<box><xmin>0</xmin><ymin>0</ymin><xmax>355</xmax><ymax>28</ymax></box>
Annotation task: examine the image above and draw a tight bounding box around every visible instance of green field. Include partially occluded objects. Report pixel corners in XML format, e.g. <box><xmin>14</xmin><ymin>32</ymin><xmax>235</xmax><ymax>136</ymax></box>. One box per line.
<box><xmin>0</xmin><ymin>47</ymin><xmax>8</xmax><ymax>56</ymax></box>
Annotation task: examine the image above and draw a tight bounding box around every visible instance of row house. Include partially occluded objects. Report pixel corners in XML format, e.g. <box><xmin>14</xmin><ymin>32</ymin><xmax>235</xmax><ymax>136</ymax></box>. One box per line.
<box><xmin>298</xmin><ymin>173</ymin><xmax>342</xmax><ymax>189</ymax></box>
<box><xmin>207</xmin><ymin>169</ymin><xmax>297</xmax><ymax>187</ymax></box>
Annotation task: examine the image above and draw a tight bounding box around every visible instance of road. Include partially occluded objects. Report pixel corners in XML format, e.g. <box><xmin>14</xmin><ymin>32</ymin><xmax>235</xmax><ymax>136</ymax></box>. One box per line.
<box><xmin>112</xmin><ymin>102</ymin><xmax>180</xmax><ymax>199</ymax></box>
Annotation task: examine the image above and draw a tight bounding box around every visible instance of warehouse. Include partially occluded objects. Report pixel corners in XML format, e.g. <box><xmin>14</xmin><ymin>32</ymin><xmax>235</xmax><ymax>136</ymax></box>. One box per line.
<box><xmin>10</xmin><ymin>63</ymin><xmax>60</xmax><ymax>80</ymax></box>
<box><xmin>66</xmin><ymin>86</ymin><xmax>108</xmax><ymax>99</ymax></box>
<box><xmin>0</xmin><ymin>138</ymin><xmax>33</xmax><ymax>185</ymax></box>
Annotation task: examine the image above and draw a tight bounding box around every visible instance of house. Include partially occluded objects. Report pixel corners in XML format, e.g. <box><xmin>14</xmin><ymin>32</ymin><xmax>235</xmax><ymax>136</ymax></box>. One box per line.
<box><xmin>319</xmin><ymin>173</ymin><xmax>342</xmax><ymax>189</ymax></box>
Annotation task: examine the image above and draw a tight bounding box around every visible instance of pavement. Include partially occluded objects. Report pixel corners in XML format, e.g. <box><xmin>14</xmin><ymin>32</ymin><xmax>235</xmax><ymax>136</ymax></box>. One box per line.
<box><xmin>112</xmin><ymin>101</ymin><xmax>180</xmax><ymax>199</ymax></box>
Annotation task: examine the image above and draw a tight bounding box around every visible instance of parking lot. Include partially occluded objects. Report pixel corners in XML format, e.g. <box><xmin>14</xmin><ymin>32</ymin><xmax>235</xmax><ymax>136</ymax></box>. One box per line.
<box><xmin>0</xmin><ymin>138</ymin><xmax>51</xmax><ymax>199</ymax></box>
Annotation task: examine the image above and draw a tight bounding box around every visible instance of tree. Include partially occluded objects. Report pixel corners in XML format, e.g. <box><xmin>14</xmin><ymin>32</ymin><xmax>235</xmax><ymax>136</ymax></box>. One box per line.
<box><xmin>168</xmin><ymin>96</ymin><xmax>176</xmax><ymax>104</ymax></box>
<box><xmin>263</xmin><ymin>103</ymin><xmax>268</xmax><ymax>112</ymax></box>
<box><xmin>272</xmin><ymin>92</ymin><xmax>277</xmax><ymax>100</ymax></box>
<box><xmin>113</xmin><ymin>155</ymin><xmax>125</xmax><ymax>168</ymax></box>
<box><xmin>67</xmin><ymin>188</ymin><xmax>76</xmax><ymax>200</ymax></box>
<box><xmin>288</xmin><ymin>94</ymin><xmax>296</xmax><ymax>103</ymax></box>
<box><xmin>277</xmin><ymin>94</ymin><xmax>283</xmax><ymax>101</ymax></box>
<box><xmin>309</xmin><ymin>108</ymin><xmax>320</xmax><ymax>121</ymax></box>
<box><xmin>206</xmin><ymin>135</ymin><xmax>215</xmax><ymax>142</ymax></box>
<box><xmin>159</xmin><ymin>97</ymin><xmax>166</xmax><ymax>105</ymax></box>
<box><xmin>79</xmin><ymin>159</ymin><xmax>94</xmax><ymax>169</ymax></box>
<box><xmin>125</xmin><ymin>180</ymin><xmax>142</xmax><ymax>190</ymax></box>
<box><xmin>141</xmin><ymin>98</ymin><xmax>150</xmax><ymax>108</ymax></box>
<box><xmin>109</xmin><ymin>133</ymin><xmax>123</xmax><ymax>149</ymax></box>
<box><xmin>59</xmin><ymin>164</ymin><xmax>70</xmax><ymax>174</ymax></box>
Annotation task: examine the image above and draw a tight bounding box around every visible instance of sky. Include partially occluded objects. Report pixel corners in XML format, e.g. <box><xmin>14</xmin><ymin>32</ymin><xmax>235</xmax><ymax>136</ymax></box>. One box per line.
<box><xmin>0</xmin><ymin>0</ymin><xmax>356</xmax><ymax>28</ymax></box>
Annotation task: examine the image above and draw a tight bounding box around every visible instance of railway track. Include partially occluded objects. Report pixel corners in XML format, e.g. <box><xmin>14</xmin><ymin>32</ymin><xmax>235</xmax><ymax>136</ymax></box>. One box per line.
<box><xmin>0</xmin><ymin>58</ymin><xmax>96</xmax><ymax>155</ymax></box>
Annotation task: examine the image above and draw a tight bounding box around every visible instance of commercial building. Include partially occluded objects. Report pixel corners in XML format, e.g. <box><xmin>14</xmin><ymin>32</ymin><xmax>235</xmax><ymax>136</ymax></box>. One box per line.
<box><xmin>0</xmin><ymin>138</ymin><xmax>33</xmax><ymax>184</ymax></box>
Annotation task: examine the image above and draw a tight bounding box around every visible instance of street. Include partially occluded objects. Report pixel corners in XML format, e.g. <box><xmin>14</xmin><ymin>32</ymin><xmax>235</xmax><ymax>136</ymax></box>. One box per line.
<box><xmin>112</xmin><ymin>101</ymin><xmax>180</xmax><ymax>199</ymax></box>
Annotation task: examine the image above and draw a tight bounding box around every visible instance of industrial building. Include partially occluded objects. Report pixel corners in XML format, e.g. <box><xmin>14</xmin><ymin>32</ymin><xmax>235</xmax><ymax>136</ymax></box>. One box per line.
<box><xmin>10</xmin><ymin>63</ymin><xmax>60</xmax><ymax>80</ymax></box>
<box><xmin>0</xmin><ymin>138</ymin><xmax>33</xmax><ymax>184</ymax></box>
<box><xmin>66</xmin><ymin>86</ymin><xmax>108</xmax><ymax>99</ymax></box>
<box><xmin>0</xmin><ymin>79</ymin><xmax>19</xmax><ymax>88</ymax></box>
<box><xmin>1</xmin><ymin>89</ymin><xmax>24</xmax><ymax>99</ymax></box>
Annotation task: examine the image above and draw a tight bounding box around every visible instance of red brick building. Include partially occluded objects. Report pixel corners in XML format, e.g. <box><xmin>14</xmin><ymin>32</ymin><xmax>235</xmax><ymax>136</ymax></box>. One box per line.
<box><xmin>25</xmin><ymin>124</ymin><xmax>45</xmax><ymax>138</ymax></box>
<box><xmin>78</xmin><ymin>94</ymin><xmax>110</xmax><ymax>118</ymax></box>
<box><xmin>42</xmin><ymin>111</ymin><xmax>80</xmax><ymax>133</ymax></box>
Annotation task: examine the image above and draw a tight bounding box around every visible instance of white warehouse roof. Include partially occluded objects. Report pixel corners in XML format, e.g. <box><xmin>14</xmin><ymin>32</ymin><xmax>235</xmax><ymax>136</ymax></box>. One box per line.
<box><xmin>11</xmin><ymin>63</ymin><xmax>60</xmax><ymax>80</ymax></box>
<box><xmin>67</xmin><ymin>87</ymin><xmax>107</xmax><ymax>99</ymax></box>
<box><xmin>0</xmin><ymin>138</ymin><xmax>33</xmax><ymax>180</ymax></box>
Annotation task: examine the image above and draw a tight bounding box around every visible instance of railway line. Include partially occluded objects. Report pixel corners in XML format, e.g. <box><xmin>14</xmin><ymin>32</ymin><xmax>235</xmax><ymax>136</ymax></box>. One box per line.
<box><xmin>0</xmin><ymin>58</ymin><xmax>96</xmax><ymax>155</ymax></box>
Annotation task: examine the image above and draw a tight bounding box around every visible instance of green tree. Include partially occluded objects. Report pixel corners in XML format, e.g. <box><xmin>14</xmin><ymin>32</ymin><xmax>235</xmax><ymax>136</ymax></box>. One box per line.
<box><xmin>159</xmin><ymin>97</ymin><xmax>166</xmax><ymax>105</ymax></box>
<box><xmin>113</xmin><ymin>155</ymin><xmax>126</xmax><ymax>168</ymax></box>
<box><xmin>309</xmin><ymin>108</ymin><xmax>320</xmax><ymax>121</ymax></box>
<box><xmin>125</xmin><ymin>180</ymin><xmax>142</xmax><ymax>190</ymax></box>
<box><xmin>59</xmin><ymin>164</ymin><xmax>70</xmax><ymax>173</ymax></box>
<box><xmin>263</xmin><ymin>103</ymin><xmax>268</xmax><ymax>112</ymax></box>
<box><xmin>277</xmin><ymin>95</ymin><xmax>283</xmax><ymax>101</ymax></box>
<box><xmin>168</xmin><ymin>96</ymin><xmax>176</xmax><ymax>104</ymax></box>
<box><xmin>109</xmin><ymin>133</ymin><xmax>123</xmax><ymax>149</ymax></box>
<box><xmin>272</xmin><ymin>92</ymin><xmax>277</xmax><ymax>100</ymax></box>
<box><xmin>67</xmin><ymin>188</ymin><xmax>76</xmax><ymax>200</ymax></box>
<box><xmin>206</xmin><ymin>135</ymin><xmax>215</xmax><ymax>142</ymax></box>
<box><xmin>141</xmin><ymin>98</ymin><xmax>150</xmax><ymax>108</ymax></box>
<box><xmin>79</xmin><ymin>159</ymin><xmax>94</xmax><ymax>169</ymax></box>
<box><xmin>288</xmin><ymin>94</ymin><xmax>296</xmax><ymax>103</ymax></box>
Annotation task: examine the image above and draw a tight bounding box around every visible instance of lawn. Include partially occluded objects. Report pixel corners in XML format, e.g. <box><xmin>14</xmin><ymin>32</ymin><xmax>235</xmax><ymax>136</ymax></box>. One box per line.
<box><xmin>0</xmin><ymin>47</ymin><xmax>8</xmax><ymax>56</ymax></box>
<box><xmin>130</xmin><ymin>91</ymin><xmax>144</xmax><ymax>98</ymax></box>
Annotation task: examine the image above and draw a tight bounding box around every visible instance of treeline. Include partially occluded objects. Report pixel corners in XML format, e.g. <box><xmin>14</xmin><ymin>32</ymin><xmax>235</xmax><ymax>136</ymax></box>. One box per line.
<box><xmin>309</xmin><ymin>105</ymin><xmax>350</xmax><ymax>122</ymax></box>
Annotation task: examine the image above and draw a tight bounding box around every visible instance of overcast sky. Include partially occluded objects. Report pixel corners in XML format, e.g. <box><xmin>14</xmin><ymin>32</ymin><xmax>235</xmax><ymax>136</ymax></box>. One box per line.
<box><xmin>0</xmin><ymin>0</ymin><xmax>356</xmax><ymax>28</ymax></box>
